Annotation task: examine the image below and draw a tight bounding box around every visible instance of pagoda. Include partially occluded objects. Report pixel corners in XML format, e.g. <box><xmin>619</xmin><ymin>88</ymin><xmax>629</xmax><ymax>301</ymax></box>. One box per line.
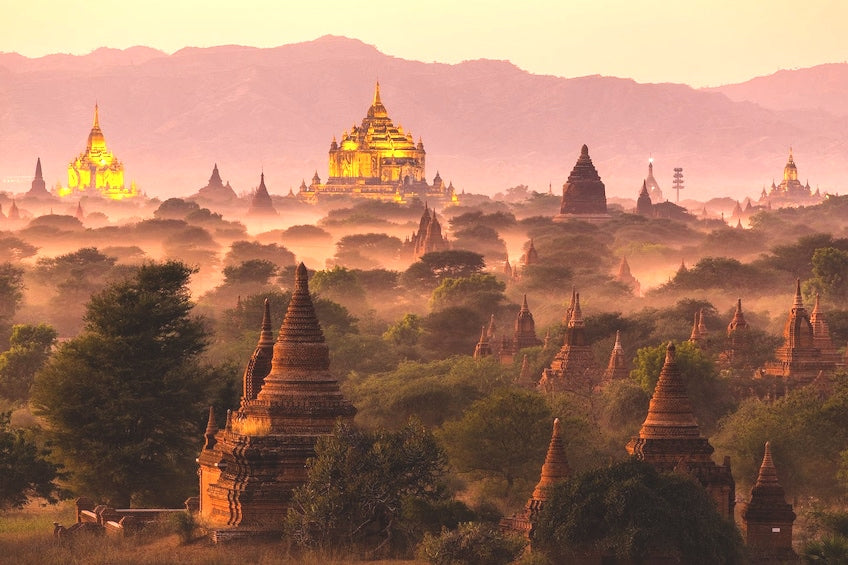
<box><xmin>408</xmin><ymin>205</ymin><xmax>449</xmax><ymax>258</ymax></box>
<box><xmin>741</xmin><ymin>442</ymin><xmax>797</xmax><ymax>563</ymax></box>
<box><xmin>538</xmin><ymin>292</ymin><xmax>599</xmax><ymax>392</ymax></box>
<box><xmin>645</xmin><ymin>158</ymin><xmax>663</xmax><ymax>203</ymax></box>
<box><xmin>63</xmin><ymin>104</ymin><xmax>136</xmax><ymax>200</ymax></box>
<box><xmin>758</xmin><ymin>148</ymin><xmax>822</xmax><ymax>208</ymax></box>
<box><xmin>500</xmin><ymin>418</ymin><xmax>571</xmax><ymax>538</ymax></box>
<box><xmin>25</xmin><ymin>158</ymin><xmax>53</xmax><ymax>199</ymax></box>
<box><xmin>688</xmin><ymin>309</ymin><xmax>709</xmax><ymax>350</ymax></box>
<box><xmin>615</xmin><ymin>256</ymin><xmax>640</xmax><ymax>295</ymax></box>
<box><xmin>810</xmin><ymin>293</ymin><xmax>841</xmax><ymax>364</ymax></box>
<box><xmin>636</xmin><ymin>180</ymin><xmax>653</xmax><ymax>216</ymax></box>
<box><xmin>626</xmin><ymin>343</ymin><xmax>735</xmax><ymax>519</ymax></box>
<box><xmin>603</xmin><ymin>330</ymin><xmax>630</xmax><ymax>382</ymax></box>
<box><xmin>554</xmin><ymin>145</ymin><xmax>610</xmax><ymax>223</ymax></box>
<box><xmin>721</xmin><ymin>298</ymin><xmax>751</xmax><ymax>368</ymax></box>
<box><xmin>473</xmin><ymin>325</ymin><xmax>493</xmax><ymax>360</ymax></box>
<box><xmin>198</xmin><ymin>264</ymin><xmax>356</xmax><ymax>540</ymax></box>
<box><xmin>302</xmin><ymin>82</ymin><xmax>457</xmax><ymax>202</ymax></box>
<box><xmin>760</xmin><ymin>281</ymin><xmax>836</xmax><ymax>386</ymax></box>
<box><xmin>521</xmin><ymin>239</ymin><xmax>539</xmax><ymax>266</ymax></box>
<box><xmin>246</xmin><ymin>173</ymin><xmax>278</xmax><ymax>217</ymax></box>
<box><xmin>191</xmin><ymin>164</ymin><xmax>239</xmax><ymax>205</ymax></box>
<box><xmin>499</xmin><ymin>295</ymin><xmax>542</xmax><ymax>364</ymax></box>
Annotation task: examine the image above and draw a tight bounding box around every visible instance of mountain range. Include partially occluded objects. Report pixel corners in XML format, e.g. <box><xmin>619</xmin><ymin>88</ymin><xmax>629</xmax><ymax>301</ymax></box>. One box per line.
<box><xmin>1</xmin><ymin>35</ymin><xmax>846</xmax><ymax>201</ymax></box>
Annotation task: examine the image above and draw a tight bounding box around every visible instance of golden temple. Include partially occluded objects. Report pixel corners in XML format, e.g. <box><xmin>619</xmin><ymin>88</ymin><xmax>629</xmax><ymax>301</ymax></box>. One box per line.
<box><xmin>62</xmin><ymin>104</ymin><xmax>136</xmax><ymax>200</ymax></box>
<box><xmin>301</xmin><ymin>82</ymin><xmax>457</xmax><ymax>202</ymax></box>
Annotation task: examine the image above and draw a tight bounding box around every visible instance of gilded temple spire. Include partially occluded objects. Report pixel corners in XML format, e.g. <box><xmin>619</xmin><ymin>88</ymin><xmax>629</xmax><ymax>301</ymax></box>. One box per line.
<box><xmin>373</xmin><ymin>80</ymin><xmax>382</xmax><ymax>106</ymax></box>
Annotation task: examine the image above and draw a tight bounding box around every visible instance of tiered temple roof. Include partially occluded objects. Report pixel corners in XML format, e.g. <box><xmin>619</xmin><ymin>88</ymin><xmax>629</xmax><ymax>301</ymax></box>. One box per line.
<box><xmin>688</xmin><ymin>309</ymin><xmax>709</xmax><ymax>349</ymax></box>
<box><xmin>636</xmin><ymin>180</ymin><xmax>653</xmax><ymax>216</ymax></box>
<box><xmin>615</xmin><ymin>256</ymin><xmax>640</xmax><ymax>295</ymax></box>
<box><xmin>25</xmin><ymin>158</ymin><xmax>52</xmax><ymax>199</ymax></box>
<box><xmin>247</xmin><ymin>173</ymin><xmax>278</xmax><ymax>217</ymax></box>
<box><xmin>198</xmin><ymin>263</ymin><xmax>356</xmax><ymax>539</ymax></box>
<box><xmin>741</xmin><ymin>442</ymin><xmax>797</xmax><ymax>562</ymax></box>
<box><xmin>810</xmin><ymin>293</ymin><xmax>841</xmax><ymax>364</ymax></box>
<box><xmin>645</xmin><ymin>159</ymin><xmax>663</xmax><ymax>203</ymax></box>
<box><xmin>498</xmin><ymin>295</ymin><xmax>542</xmax><ymax>364</ymax></box>
<box><xmin>603</xmin><ymin>330</ymin><xmax>630</xmax><ymax>382</ymax></box>
<box><xmin>408</xmin><ymin>205</ymin><xmax>449</xmax><ymax>258</ymax></box>
<box><xmin>761</xmin><ymin>280</ymin><xmax>837</xmax><ymax>385</ymax></box>
<box><xmin>554</xmin><ymin>144</ymin><xmax>609</xmax><ymax>222</ymax></box>
<box><xmin>626</xmin><ymin>343</ymin><xmax>735</xmax><ymax>519</ymax></box>
<box><xmin>192</xmin><ymin>163</ymin><xmax>239</xmax><ymax>205</ymax></box>
<box><xmin>539</xmin><ymin>292</ymin><xmax>599</xmax><ymax>392</ymax></box>
<box><xmin>500</xmin><ymin>418</ymin><xmax>571</xmax><ymax>537</ymax></box>
<box><xmin>473</xmin><ymin>325</ymin><xmax>493</xmax><ymax>360</ymax></box>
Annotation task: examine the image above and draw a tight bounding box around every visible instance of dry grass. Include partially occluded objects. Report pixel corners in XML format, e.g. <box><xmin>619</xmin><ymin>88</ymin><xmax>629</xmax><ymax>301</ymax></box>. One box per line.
<box><xmin>0</xmin><ymin>501</ymin><xmax>425</xmax><ymax>565</ymax></box>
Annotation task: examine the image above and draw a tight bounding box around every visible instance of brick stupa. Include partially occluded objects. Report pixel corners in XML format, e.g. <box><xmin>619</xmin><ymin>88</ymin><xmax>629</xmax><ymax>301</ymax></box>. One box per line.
<box><xmin>246</xmin><ymin>173</ymin><xmax>278</xmax><ymax>217</ymax></box>
<box><xmin>615</xmin><ymin>256</ymin><xmax>640</xmax><ymax>295</ymax></box>
<box><xmin>603</xmin><ymin>330</ymin><xmax>630</xmax><ymax>382</ymax></box>
<box><xmin>721</xmin><ymin>298</ymin><xmax>751</xmax><ymax>367</ymax></box>
<box><xmin>198</xmin><ymin>263</ymin><xmax>356</xmax><ymax>540</ymax></box>
<box><xmin>741</xmin><ymin>442</ymin><xmax>797</xmax><ymax>563</ymax></box>
<box><xmin>554</xmin><ymin>144</ymin><xmax>610</xmax><ymax>223</ymax></box>
<box><xmin>500</xmin><ymin>418</ymin><xmax>571</xmax><ymax>538</ymax></box>
<box><xmin>810</xmin><ymin>293</ymin><xmax>841</xmax><ymax>364</ymax></box>
<box><xmin>499</xmin><ymin>295</ymin><xmax>542</xmax><ymax>364</ymax></box>
<box><xmin>538</xmin><ymin>292</ymin><xmax>599</xmax><ymax>392</ymax></box>
<box><xmin>473</xmin><ymin>325</ymin><xmax>493</xmax><ymax>359</ymax></box>
<box><xmin>760</xmin><ymin>280</ymin><xmax>836</xmax><ymax>386</ymax></box>
<box><xmin>626</xmin><ymin>342</ymin><xmax>735</xmax><ymax>519</ymax></box>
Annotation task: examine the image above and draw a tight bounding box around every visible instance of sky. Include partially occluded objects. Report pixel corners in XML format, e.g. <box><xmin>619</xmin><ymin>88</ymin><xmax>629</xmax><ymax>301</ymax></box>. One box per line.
<box><xmin>1</xmin><ymin>0</ymin><xmax>847</xmax><ymax>87</ymax></box>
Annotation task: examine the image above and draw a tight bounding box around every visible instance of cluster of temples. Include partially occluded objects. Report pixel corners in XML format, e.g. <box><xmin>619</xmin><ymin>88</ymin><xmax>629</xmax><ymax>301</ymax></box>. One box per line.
<box><xmin>404</xmin><ymin>204</ymin><xmax>450</xmax><ymax>258</ymax></box>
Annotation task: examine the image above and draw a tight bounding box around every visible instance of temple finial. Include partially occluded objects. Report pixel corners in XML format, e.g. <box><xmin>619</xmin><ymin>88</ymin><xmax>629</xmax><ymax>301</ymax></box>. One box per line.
<box><xmin>35</xmin><ymin>157</ymin><xmax>43</xmax><ymax>180</ymax></box>
<box><xmin>569</xmin><ymin>292</ymin><xmax>583</xmax><ymax>326</ymax></box>
<box><xmin>373</xmin><ymin>80</ymin><xmax>382</xmax><ymax>106</ymax></box>
<box><xmin>93</xmin><ymin>103</ymin><xmax>100</xmax><ymax>129</ymax></box>
<box><xmin>203</xmin><ymin>406</ymin><xmax>217</xmax><ymax>450</ymax></box>
<box><xmin>521</xmin><ymin>294</ymin><xmax>529</xmax><ymax>312</ymax></box>
<box><xmin>793</xmin><ymin>279</ymin><xmax>803</xmax><ymax>309</ymax></box>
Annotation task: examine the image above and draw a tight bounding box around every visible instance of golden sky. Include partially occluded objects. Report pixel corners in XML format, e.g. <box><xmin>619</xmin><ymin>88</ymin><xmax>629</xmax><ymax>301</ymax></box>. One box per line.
<box><xmin>1</xmin><ymin>0</ymin><xmax>846</xmax><ymax>87</ymax></box>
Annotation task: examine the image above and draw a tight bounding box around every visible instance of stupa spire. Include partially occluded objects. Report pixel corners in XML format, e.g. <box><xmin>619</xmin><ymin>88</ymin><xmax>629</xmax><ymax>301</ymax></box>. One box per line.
<box><xmin>203</xmin><ymin>406</ymin><xmax>217</xmax><ymax>450</ymax></box>
<box><xmin>373</xmin><ymin>80</ymin><xmax>382</xmax><ymax>106</ymax></box>
<box><xmin>638</xmin><ymin>342</ymin><xmax>701</xmax><ymax>439</ymax></box>
<box><xmin>93</xmin><ymin>103</ymin><xmax>100</xmax><ymax>129</ymax></box>
<box><xmin>756</xmin><ymin>441</ymin><xmax>779</xmax><ymax>487</ymax></box>
<box><xmin>569</xmin><ymin>292</ymin><xmax>584</xmax><ymax>328</ymax></box>
<box><xmin>529</xmin><ymin>418</ymin><xmax>571</xmax><ymax>504</ymax></box>
<box><xmin>35</xmin><ymin>157</ymin><xmax>43</xmax><ymax>180</ymax></box>
<box><xmin>792</xmin><ymin>279</ymin><xmax>803</xmax><ymax>310</ymax></box>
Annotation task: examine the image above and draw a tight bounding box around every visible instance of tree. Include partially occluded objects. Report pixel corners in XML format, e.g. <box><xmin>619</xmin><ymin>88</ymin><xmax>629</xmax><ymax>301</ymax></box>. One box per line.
<box><xmin>223</xmin><ymin>240</ymin><xmax>295</xmax><ymax>268</ymax></box>
<box><xmin>532</xmin><ymin>461</ymin><xmax>745</xmax><ymax>564</ymax></box>
<box><xmin>402</xmin><ymin>251</ymin><xmax>485</xmax><ymax>289</ymax></box>
<box><xmin>0</xmin><ymin>324</ymin><xmax>57</xmax><ymax>402</ymax></box>
<box><xmin>429</xmin><ymin>274</ymin><xmax>506</xmax><ymax>312</ymax></box>
<box><xmin>417</xmin><ymin>522</ymin><xmax>525</xmax><ymax>565</ymax></box>
<box><xmin>420</xmin><ymin>306</ymin><xmax>486</xmax><ymax>357</ymax></box>
<box><xmin>0</xmin><ymin>236</ymin><xmax>37</xmax><ymax>263</ymax></box>
<box><xmin>439</xmin><ymin>389</ymin><xmax>552</xmax><ymax>487</ymax></box>
<box><xmin>334</xmin><ymin>233</ymin><xmax>403</xmax><ymax>269</ymax></box>
<box><xmin>809</xmin><ymin>247</ymin><xmax>848</xmax><ymax>303</ymax></box>
<box><xmin>0</xmin><ymin>263</ymin><xmax>24</xmax><ymax>323</ymax></box>
<box><xmin>0</xmin><ymin>411</ymin><xmax>63</xmax><ymax>509</ymax></box>
<box><xmin>222</xmin><ymin>259</ymin><xmax>277</xmax><ymax>285</ymax></box>
<box><xmin>310</xmin><ymin>266</ymin><xmax>367</xmax><ymax>306</ymax></box>
<box><xmin>383</xmin><ymin>314</ymin><xmax>422</xmax><ymax>348</ymax></box>
<box><xmin>285</xmin><ymin>419</ymin><xmax>451</xmax><ymax>557</ymax></box>
<box><xmin>153</xmin><ymin>197</ymin><xmax>200</xmax><ymax>220</ymax></box>
<box><xmin>31</xmin><ymin>261</ymin><xmax>220</xmax><ymax>506</ymax></box>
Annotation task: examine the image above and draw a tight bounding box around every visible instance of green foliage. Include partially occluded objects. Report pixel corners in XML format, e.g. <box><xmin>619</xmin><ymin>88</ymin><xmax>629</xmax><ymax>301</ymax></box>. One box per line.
<box><xmin>0</xmin><ymin>263</ymin><xmax>24</xmax><ymax>322</ymax></box>
<box><xmin>31</xmin><ymin>261</ymin><xmax>220</xmax><ymax>506</ymax></box>
<box><xmin>223</xmin><ymin>240</ymin><xmax>295</xmax><ymax>268</ymax></box>
<box><xmin>451</xmin><ymin>225</ymin><xmax>508</xmax><ymax>262</ymax></box>
<box><xmin>348</xmin><ymin>356</ymin><xmax>511</xmax><ymax>428</ymax></box>
<box><xmin>630</xmin><ymin>341</ymin><xmax>734</xmax><ymax>433</ymax></box>
<box><xmin>417</xmin><ymin>522</ymin><xmax>525</xmax><ymax>565</ymax></box>
<box><xmin>429</xmin><ymin>274</ymin><xmax>506</xmax><ymax>312</ymax></box>
<box><xmin>402</xmin><ymin>251</ymin><xmax>485</xmax><ymax>289</ymax></box>
<box><xmin>801</xmin><ymin>510</ymin><xmax>848</xmax><ymax>563</ymax></box>
<box><xmin>714</xmin><ymin>374</ymin><xmax>848</xmax><ymax>499</ymax></box>
<box><xmin>222</xmin><ymin>259</ymin><xmax>277</xmax><ymax>285</ymax></box>
<box><xmin>440</xmin><ymin>388</ymin><xmax>552</xmax><ymax>487</ymax></box>
<box><xmin>660</xmin><ymin>256</ymin><xmax>769</xmax><ymax>293</ymax></box>
<box><xmin>310</xmin><ymin>266</ymin><xmax>367</xmax><ymax>305</ymax></box>
<box><xmin>809</xmin><ymin>247</ymin><xmax>848</xmax><ymax>303</ymax></box>
<box><xmin>334</xmin><ymin>233</ymin><xmax>403</xmax><ymax>269</ymax></box>
<box><xmin>532</xmin><ymin>461</ymin><xmax>745</xmax><ymax>564</ymax></box>
<box><xmin>420</xmin><ymin>306</ymin><xmax>486</xmax><ymax>357</ymax></box>
<box><xmin>383</xmin><ymin>314</ymin><xmax>422</xmax><ymax>348</ymax></box>
<box><xmin>285</xmin><ymin>419</ymin><xmax>450</xmax><ymax>558</ymax></box>
<box><xmin>0</xmin><ymin>411</ymin><xmax>63</xmax><ymax>509</ymax></box>
<box><xmin>0</xmin><ymin>324</ymin><xmax>57</xmax><ymax>402</ymax></box>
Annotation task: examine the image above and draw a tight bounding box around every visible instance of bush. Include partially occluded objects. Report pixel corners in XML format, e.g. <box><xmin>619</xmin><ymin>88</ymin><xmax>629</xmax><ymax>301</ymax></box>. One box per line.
<box><xmin>417</xmin><ymin>522</ymin><xmax>525</xmax><ymax>565</ymax></box>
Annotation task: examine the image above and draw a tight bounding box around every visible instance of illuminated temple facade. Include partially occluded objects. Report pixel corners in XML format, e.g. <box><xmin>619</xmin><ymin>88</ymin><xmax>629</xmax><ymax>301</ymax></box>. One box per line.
<box><xmin>63</xmin><ymin>105</ymin><xmax>136</xmax><ymax>200</ymax></box>
<box><xmin>757</xmin><ymin>148</ymin><xmax>822</xmax><ymax>208</ymax></box>
<box><xmin>301</xmin><ymin>83</ymin><xmax>457</xmax><ymax>203</ymax></box>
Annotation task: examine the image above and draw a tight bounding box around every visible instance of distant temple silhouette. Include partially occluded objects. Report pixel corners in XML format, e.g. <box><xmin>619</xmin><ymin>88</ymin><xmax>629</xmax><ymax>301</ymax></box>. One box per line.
<box><xmin>757</xmin><ymin>148</ymin><xmax>823</xmax><ymax>208</ymax></box>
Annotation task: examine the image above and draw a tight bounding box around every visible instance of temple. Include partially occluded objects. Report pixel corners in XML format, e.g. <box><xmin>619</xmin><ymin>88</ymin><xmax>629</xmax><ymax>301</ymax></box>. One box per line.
<box><xmin>191</xmin><ymin>164</ymin><xmax>238</xmax><ymax>206</ymax></box>
<box><xmin>406</xmin><ymin>204</ymin><xmax>449</xmax><ymax>258</ymax></box>
<box><xmin>810</xmin><ymin>293</ymin><xmax>841</xmax><ymax>364</ymax></box>
<box><xmin>757</xmin><ymin>149</ymin><xmax>822</xmax><ymax>208</ymax></box>
<box><xmin>538</xmin><ymin>292</ymin><xmax>599</xmax><ymax>392</ymax></box>
<box><xmin>760</xmin><ymin>281</ymin><xmax>837</xmax><ymax>386</ymax></box>
<box><xmin>635</xmin><ymin>180</ymin><xmax>653</xmax><ymax>216</ymax></box>
<box><xmin>603</xmin><ymin>330</ymin><xmax>630</xmax><ymax>382</ymax></box>
<box><xmin>626</xmin><ymin>342</ymin><xmax>735</xmax><ymax>519</ymax></box>
<box><xmin>554</xmin><ymin>145</ymin><xmax>610</xmax><ymax>223</ymax></box>
<box><xmin>615</xmin><ymin>256</ymin><xmax>640</xmax><ymax>295</ymax></box>
<box><xmin>688</xmin><ymin>309</ymin><xmax>710</xmax><ymax>350</ymax></box>
<box><xmin>62</xmin><ymin>104</ymin><xmax>136</xmax><ymax>200</ymax></box>
<box><xmin>198</xmin><ymin>264</ymin><xmax>356</xmax><ymax>540</ymax></box>
<box><xmin>498</xmin><ymin>295</ymin><xmax>542</xmax><ymax>364</ymax></box>
<box><xmin>721</xmin><ymin>299</ymin><xmax>751</xmax><ymax>368</ymax></box>
<box><xmin>473</xmin><ymin>325</ymin><xmax>493</xmax><ymax>360</ymax></box>
<box><xmin>301</xmin><ymin>82</ymin><xmax>457</xmax><ymax>203</ymax></box>
<box><xmin>25</xmin><ymin>158</ymin><xmax>53</xmax><ymax>199</ymax></box>
<box><xmin>645</xmin><ymin>158</ymin><xmax>663</xmax><ymax>202</ymax></box>
<box><xmin>246</xmin><ymin>173</ymin><xmax>278</xmax><ymax>217</ymax></box>
<box><xmin>500</xmin><ymin>418</ymin><xmax>571</xmax><ymax>538</ymax></box>
<box><xmin>741</xmin><ymin>442</ymin><xmax>797</xmax><ymax>563</ymax></box>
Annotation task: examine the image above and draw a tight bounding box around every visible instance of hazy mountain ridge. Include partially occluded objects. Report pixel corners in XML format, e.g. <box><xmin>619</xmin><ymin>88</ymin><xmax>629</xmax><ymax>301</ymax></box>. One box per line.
<box><xmin>1</xmin><ymin>36</ymin><xmax>846</xmax><ymax>200</ymax></box>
